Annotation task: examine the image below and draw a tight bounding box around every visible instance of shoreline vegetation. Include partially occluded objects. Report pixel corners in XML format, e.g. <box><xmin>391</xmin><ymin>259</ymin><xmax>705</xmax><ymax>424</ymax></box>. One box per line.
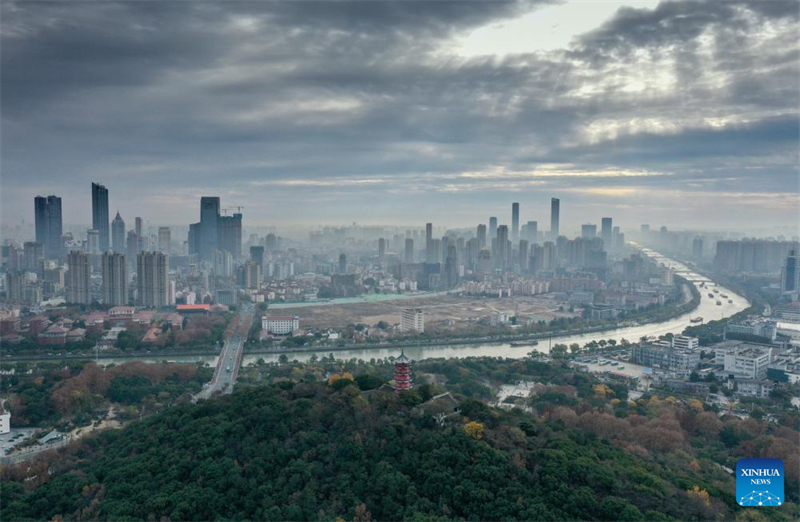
<box><xmin>3</xmin><ymin>278</ymin><xmax>704</xmax><ymax>363</ymax></box>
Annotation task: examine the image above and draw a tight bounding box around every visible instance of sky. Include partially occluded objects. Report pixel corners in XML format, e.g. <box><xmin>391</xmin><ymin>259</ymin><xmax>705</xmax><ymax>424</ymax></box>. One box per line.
<box><xmin>1</xmin><ymin>0</ymin><xmax>799</xmax><ymax>233</ymax></box>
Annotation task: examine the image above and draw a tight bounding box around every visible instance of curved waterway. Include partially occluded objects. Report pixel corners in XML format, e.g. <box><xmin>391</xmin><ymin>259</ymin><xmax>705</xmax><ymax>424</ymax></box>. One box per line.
<box><xmin>101</xmin><ymin>248</ymin><xmax>749</xmax><ymax>366</ymax></box>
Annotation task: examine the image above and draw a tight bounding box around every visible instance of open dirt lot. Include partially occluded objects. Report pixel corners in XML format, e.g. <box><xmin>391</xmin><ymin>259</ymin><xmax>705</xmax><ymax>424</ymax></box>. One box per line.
<box><xmin>274</xmin><ymin>294</ymin><xmax>579</xmax><ymax>331</ymax></box>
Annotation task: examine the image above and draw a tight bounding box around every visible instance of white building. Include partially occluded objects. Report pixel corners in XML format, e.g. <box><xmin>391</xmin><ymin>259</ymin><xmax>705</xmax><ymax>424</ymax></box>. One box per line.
<box><xmin>401</xmin><ymin>308</ymin><xmax>424</xmax><ymax>333</ymax></box>
<box><xmin>714</xmin><ymin>342</ymin><xmax>772</xmax><ymax>380</ymax></box>
<box><xmin>0</xmin><ymin>406</ymin><xmax>10</xmax><ymax>434</ymax></box>
<box><xmin>724</xmin><ymin>317</ymin><xmax>777</xmax><ymax>341</ymax></box>
<box><xmin>672</xmin><ymin>335</ymin><xmax>699</xmax><ymax>351</ymax></box>
<box><xmin>263</xmin><ymin>316</ymin><xmax>299</xmax><ymax>335</ymax></box>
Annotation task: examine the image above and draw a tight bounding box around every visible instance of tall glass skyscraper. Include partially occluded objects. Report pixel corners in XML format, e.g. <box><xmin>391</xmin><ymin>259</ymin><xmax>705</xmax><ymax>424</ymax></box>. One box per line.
<box><xmin>550</xmin><ymin>198</ymin><xmax>560</xmax><ymax>239</ymax></box>
<box><xmin>511</xmin><ymin>202</ymin><xmax>519</xmax><ymax>242</ymax></box>
<box><xmin>92</xmin><ymin>182</ymin><xmax>110</xmax><ymax>252</ymax></box>
<box><xmin>34</xmin><ymin>194</ymin><xmax>62</xmax><ymax>259</ymax></box>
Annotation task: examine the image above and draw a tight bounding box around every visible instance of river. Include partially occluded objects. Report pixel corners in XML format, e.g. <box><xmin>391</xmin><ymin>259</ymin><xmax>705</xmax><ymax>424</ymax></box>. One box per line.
<box><xmin>89</xmin><ymin>248</ymin><xmax>749</xmax><ymax>367</ymax></box>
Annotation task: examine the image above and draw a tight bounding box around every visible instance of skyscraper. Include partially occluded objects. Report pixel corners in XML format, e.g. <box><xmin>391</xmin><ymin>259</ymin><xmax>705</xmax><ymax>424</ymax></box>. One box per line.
<box><xmin>781</xmin><ymin>250</ymin><xmax>799</xmax><ymax>295</ymax></box>
<box><xmin>511</xmin><ymin>202</ymin><xmax>520</xmax><ymax>242</ymax></box>
<box><xmin>404</xmin><ymin>238</ymin><xmax>414</xmax><ymax>263</ymax></box>
<box><xmin>112</xmin><ymin>212</ymin><xmax>126</xmax><ymax>253</ymax></box>
<box><xmin>218</xmin><ymin>212</ymin><xmax>242</xmax><ymax>258</ymax></box>
<box><xmin>136</xmin><ymin>251</ymin><xmax>169</xmax><ymax>308</ymax></box>
<box><xmin>91</xmin><ymin>182</ymin><xmax>110</xmax><ymax>252</ymax></box>
<box><xmin>199</xmin><ymin>196</ymin><xmax>220</xmax><ymax>260</ymax></box>
<box><xmin>489</xmin><ymin>217</ymin><xmax>498</xmax><ymax>241</ymax></box>
<box><xmin>692</xmin><ymin>237</ymin><xmax>704</xmax><ymax>258</ymax></box>
<box><xmin>550</xmin><ymin>198</ymin><xmax>560</xmax><ymax>239</ymax></box>
<box><xmin>158</xmin><ymin>227</ymin><xmax>171</xmax><ymax>255</ymax></box>
<box><xmin>339</xmin><ymin>253</ymin><xmax>347</xmax><ymax>274</ymax></box>
<box><xmin>477</xmin><ymin>224</ymin><xmax>487</xmax><ymax>250</ymax></box>
<box><xmin>425</xmin><ymin>223</ymin><xmax>433</xmax><ymax>263</ymax></box>
<box><xmin>87</xmin><ymin>229</ymin><xmax>100</xmax><ymax>254</ymax></box>
<box><xmin>526</xmin><ymin>221</ymin><xmax>538</xmax><ymax>243</ymax></box>
<box><xmin>496</xmin><ymin>225</ymin><xmax>509</xmax><ymax>270</ymax></box>
<box><xmin>135</xmin><ymin>217</ymin><xmax>145</xmax><ymax>252</ymax></box>
<box><xmin>23</xmin><ymin>242</ymin><xmax>43</xmax><ymax>273</ymax></box>
<box><xmin>102</xmin><ymin>252</ymin><xmax>128</xmax><ymax>306</ymax></box>
<box><xmin>581</xmin><ymin>224</ymin><xmax>597</xmax><ymax>238</ymax></box>
<box><xmin>34</xmin><ymin>195</ymin><xmax>63</xmax><ymax>259</ymax></box>
<box><xmin>67</xmin><ymin>251</ymin><xmax>91</xmax><ymax>304</ymax></box>
<box><xmin>250</xmin><ymin>245</ymin><xmax>265</xmax><ymax>267</ymax></box>
<box><xmin>126</xmin><ymin>230</ymin><xmax>139</xmax><ymax>272</ymax></box>
<box><xmin>601</xmin><ymin>217</ymin><xmax>612</xmax><ymax>247</ymax></box>
<box><xmin>378</xmin><ymin>238</ymin><xmax>386</xmax><ymax>260</ymax></box>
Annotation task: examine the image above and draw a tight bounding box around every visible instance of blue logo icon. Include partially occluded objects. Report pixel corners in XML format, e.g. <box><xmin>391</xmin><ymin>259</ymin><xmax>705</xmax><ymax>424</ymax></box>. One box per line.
<box><xmin>736</xmin><ymin>458</ymin><xmax>784</xmax><ymax>507</ymax></box>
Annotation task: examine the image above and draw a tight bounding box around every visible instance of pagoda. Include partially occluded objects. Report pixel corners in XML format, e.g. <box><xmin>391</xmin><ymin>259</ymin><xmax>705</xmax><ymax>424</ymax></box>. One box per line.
<box><xmin>394</xmin><ymin>351</ymin><xmax>412</xmax><ymax>394</ymax></box>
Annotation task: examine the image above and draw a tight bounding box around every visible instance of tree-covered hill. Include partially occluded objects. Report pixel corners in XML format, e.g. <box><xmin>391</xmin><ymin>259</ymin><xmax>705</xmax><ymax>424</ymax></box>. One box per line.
<box><xmin>2</xmin><ymin>359</ymin><xmax>797</xmax><ymax>521</ymax></box>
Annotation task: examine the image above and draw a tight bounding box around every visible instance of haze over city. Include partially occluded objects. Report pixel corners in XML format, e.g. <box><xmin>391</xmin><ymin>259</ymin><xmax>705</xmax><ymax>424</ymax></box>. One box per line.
<box><xmin>2</xmin><ymin>2</ymin><xmax>800</xmax><ymax>522</ymax></box>
<box><xmin>2</xmin><ymin>0</ymin><xmax>798</xmax><ymax>231</ymax></box>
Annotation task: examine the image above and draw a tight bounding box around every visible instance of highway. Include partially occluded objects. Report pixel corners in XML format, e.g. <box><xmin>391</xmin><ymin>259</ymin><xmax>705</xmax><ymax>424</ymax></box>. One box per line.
<box><xmin>194</xmin><ymin>303</ymin><xmax>254</xmax><ymax>400</ymax></box>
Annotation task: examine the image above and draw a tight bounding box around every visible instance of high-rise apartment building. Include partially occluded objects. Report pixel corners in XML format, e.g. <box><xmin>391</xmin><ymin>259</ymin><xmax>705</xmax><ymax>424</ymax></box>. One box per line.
<box><xmin>495</xmin><ymin>225</ymin><xmax>510</xmax><ymax>270</ymax></box>
<box><xmin>477</xmin><ymin>224</ymin><xmax>487</xmax><ymax>250</ymax></box>
<box><xmin>87</xmin><ymin>229</ymin><xmax>100</xmax><ymax>254</ymax></box>
<box><xmin>489</xmin><ymin>217</ymin><xmax>498</xmax><ymax>241</ymax></box>
<box><xmin>404</xmin><ymin>238</ymin><xmax>414</xmax><ymax>263</ymax></box>
<box><xmin>550</xmin><ymin>198</ymin><xmax>560</xmax><ymax>239</ymax></box>
<box><xmin>34</xmin><ymin>195</ymin><xmax>63</xmax><ymax>259</ymax></box>
<box><xmin>67</xmin><ymin>251</ymin><xmax>91</xmax><ymax>304</ymax></box>
<box><xmin>526</xmin><ymin>221</ymin><xmax>538</xmax><ymax>243</ymax></box>
<box><xmin>91</xmin><ymin>182</ymin><xmax>110</xmax><ymax>252</ymax></box>
<box><xmin>102</xmin><ymin>252</ymin><xmax>128</xmax><ymax>306</ymax></box>
<box><xmin>378</xmin><ymin>238</ymin><xmax>386</xmax><ymax>261</ymax></box>
<box><xmin>126</xmin><ymin>231</ymin><xmax>139</xmax><ymax>272</ymax></box>
<box><xmin>158</xmin><ymin>227</ymin><xmax>171</xmax><ymax>255</ymax></box>
<box><xmin>511</xmin><ymin>202</ymin><xmax>519</xmax><ymax>242</ymax></box>
<box><xmin>692</xmin><ymin>236</ymin><xmax>704</xmax><ymax>258</ymax></box>
<box><xmin>23</xmin><ymin>242</ymin><xmax>43</xmax><ymax>273</ymax></box>
<box><xmin>250</xmin><ymin>245</ymin><xmax>265</xmax><ymax>267</ymax></box>
<box><xmin>214</xmin><ymin>250</ymin><xmax>234</xmax><ymax>278</ymax></box>
<box><xmin>136</xmin><ymin>252</ymin><xmax>169</xmax><ymax>308</ymax></box>
<box><xmin>111</xmin><ymin>212</ymin><xmax>126</xmax><ymax>253</ymax></box>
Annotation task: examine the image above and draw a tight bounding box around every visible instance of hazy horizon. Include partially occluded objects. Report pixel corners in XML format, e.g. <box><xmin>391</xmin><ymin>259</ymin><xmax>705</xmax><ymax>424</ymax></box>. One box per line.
<box><xmin>2</xmin><ymin>0</ymin><xmax>799</xmax><ymax>232</ymax></box>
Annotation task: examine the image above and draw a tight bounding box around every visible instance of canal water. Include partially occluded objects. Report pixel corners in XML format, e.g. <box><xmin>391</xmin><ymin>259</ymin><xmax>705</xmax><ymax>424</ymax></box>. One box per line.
<box><xmin>99</xmin><ymin>249</ymin><xmax>748</xmax><ymax>366</ymax></box>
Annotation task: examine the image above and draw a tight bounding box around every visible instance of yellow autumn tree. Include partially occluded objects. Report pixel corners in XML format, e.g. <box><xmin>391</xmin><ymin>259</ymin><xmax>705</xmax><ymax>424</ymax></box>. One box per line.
<box><xmin>689</xmin><ymin>399</ymin><xmax>704</xmax><ymax>411</ymax></box>
<box><xmin>593</xmin><ymin>384</ymin><xmax>614</xmax><ymax>397</ymax></box>
<box><xmin>328</xmin><ymin>373</ymin><xmax>341</xmax><ymax>385</ymax></box>
<box><xmin>464</xmin><ymin>421</ymin><xmax>485</xmax><ymax>440</ymax></box>
<box><xmin>687</xmin><ymin>485</ymin><xmax>711</xmax><ymax>507</ymax></box>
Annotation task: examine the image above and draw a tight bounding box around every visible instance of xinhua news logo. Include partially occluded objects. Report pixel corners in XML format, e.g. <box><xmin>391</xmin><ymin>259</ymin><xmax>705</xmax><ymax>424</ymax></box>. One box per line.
<box><xmin>736</xmin><ymin>458</ymin><xmax>784</xmax><ymax>507</ymax></box>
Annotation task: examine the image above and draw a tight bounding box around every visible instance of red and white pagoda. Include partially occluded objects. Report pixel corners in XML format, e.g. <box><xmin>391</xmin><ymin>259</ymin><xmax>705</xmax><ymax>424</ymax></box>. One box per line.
<box><xmin>394</xmin><ymin>351</ymin><xmax>412</xmax><ymax>394</ymax></box>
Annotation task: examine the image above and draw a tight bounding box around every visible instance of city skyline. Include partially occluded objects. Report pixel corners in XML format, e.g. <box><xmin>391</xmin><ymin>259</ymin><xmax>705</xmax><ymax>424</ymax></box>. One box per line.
<box><xmin>1</xmin><ymin>1</ymin><xmax>798</xmax><ymax>231</ymax></box>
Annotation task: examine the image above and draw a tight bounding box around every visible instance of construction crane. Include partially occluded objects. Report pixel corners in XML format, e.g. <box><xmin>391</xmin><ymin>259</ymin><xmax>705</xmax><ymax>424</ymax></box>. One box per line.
<box><xmin>220</xmin><ymin>206</ymin><xmax>245</xmax><ymax>216</ymax></box>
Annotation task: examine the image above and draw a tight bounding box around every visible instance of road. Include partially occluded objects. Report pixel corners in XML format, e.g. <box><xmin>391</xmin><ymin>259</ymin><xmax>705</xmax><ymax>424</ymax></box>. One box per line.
<box><xmin>194</xmin><ymin>303</ymin><xmax>255</xmax><ymax>400</ymax></box>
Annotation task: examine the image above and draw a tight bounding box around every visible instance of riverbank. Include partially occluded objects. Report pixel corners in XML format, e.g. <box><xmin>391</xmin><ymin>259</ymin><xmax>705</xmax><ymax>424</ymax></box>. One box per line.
<box><xmin>2</xmin><ymin>280</ymin><xmax>702</xmax><ymax>363</ymax></box>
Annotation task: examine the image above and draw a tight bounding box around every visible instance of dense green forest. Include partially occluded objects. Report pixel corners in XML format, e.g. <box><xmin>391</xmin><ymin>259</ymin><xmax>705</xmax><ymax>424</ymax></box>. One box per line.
<box><xmin>2</xmin><ymin>357</ymin><xmax>798</xmax><ymax>521</ymax></box>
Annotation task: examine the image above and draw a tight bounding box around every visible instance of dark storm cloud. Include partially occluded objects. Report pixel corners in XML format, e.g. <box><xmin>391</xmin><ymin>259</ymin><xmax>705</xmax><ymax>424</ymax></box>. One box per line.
<box><xmin>1</xmin><ymin>0</ymin><xmax>798</xmax><ymax>229</ymax></box>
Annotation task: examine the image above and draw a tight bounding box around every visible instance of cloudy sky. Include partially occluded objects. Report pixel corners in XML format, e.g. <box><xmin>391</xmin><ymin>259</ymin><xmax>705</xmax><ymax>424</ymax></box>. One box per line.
<box><xmin>2</xmin><ymin>0</ymin><xmax>798</xmax><ymax>233</ymax></box>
